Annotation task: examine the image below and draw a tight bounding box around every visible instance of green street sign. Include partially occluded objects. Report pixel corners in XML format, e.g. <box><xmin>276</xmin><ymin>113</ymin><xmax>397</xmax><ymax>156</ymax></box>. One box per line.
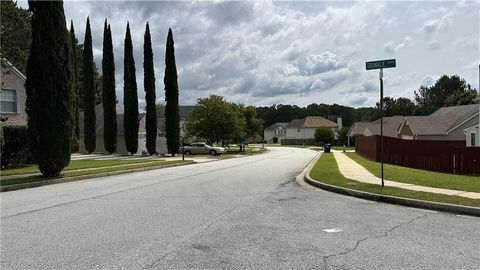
<box><xmin>366</xmin><ymin>59</ymin><xmax>396</xmax><ymax>70</ymax></box>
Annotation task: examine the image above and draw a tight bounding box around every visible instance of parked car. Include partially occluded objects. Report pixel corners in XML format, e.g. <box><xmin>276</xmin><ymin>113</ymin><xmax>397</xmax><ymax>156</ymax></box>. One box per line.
<box><xmin>182</xmin><ymin>142</ymin><xmax>227</xmax><ymax>156</ymax></box>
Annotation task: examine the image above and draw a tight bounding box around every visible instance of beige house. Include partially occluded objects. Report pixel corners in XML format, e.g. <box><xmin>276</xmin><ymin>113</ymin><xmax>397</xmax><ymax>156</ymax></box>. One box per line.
<box><xmin>285</xmin><ymin>116</ymin><xmax>338</xmax><ymax>143</ymax></box>
<box><xmin>398</xmin><ymin>104</ymin><xmax>479</xmax><ymax>141</ymax></box>
<box><xmin>0</xmin><ymin>59</ymin><xmax>27</xmax><ymax>126</ymax></box>
<box><xmin>347</xmin><ymin>116</ymin><xmax>404</xmax><ymax>146</ymax></box>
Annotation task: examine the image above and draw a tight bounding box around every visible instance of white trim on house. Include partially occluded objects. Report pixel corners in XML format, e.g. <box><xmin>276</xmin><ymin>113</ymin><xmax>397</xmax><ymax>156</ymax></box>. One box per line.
<box><xmin>464</xmin><ymin>125</ymin><xmax>479</xmax><ymax>147</ymax></box>
<box><xmin>447</xmin><ymin>112</ymin><xmax>479</xmax><ymax>134</ymax></box>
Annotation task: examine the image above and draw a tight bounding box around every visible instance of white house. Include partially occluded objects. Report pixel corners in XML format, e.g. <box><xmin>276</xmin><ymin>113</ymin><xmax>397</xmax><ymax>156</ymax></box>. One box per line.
<box><xmin>263</xmin><ymin>122</ymin><xmax>288</xmax><ymax>143</ymax></box>
<box><xmin>284</xmin><ymin>116</ymin><xmax>338</xmax><ymax>144</ymax></box>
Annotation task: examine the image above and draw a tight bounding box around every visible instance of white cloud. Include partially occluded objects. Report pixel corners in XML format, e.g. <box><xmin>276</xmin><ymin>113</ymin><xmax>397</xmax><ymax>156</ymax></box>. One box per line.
<box><xmin>17</xmin><ymin>0</ymin><xmax>476</xmax><ymax>108</ymax></box>
<box><xmin>384</xmin><ymin>37</ymin><xmax>412</xmax><ymax>55</ymax></box>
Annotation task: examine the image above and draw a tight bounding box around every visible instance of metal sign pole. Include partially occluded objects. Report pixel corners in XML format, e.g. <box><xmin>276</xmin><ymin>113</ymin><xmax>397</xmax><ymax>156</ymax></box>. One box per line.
<box><xmin>380</xmin><ymin>68</ymin><xmax>384</xmax><ymax>187</ymax></box>
<box><xmin>366</xmin><ymin>58</ymin><xmax>395</xmax><ymax>187</ymax></box>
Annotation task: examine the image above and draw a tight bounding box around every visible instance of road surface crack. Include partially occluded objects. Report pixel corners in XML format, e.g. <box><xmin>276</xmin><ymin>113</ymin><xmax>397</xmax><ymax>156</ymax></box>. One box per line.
<box><xmin>143</xmin><ymin>197</ymin><xmax>258</xmax><ymax>269</ymax></box>
<box><xmin>321</xmin><ymin>213</ymin><xmax>430</xmax><ymax>269</ymax></box>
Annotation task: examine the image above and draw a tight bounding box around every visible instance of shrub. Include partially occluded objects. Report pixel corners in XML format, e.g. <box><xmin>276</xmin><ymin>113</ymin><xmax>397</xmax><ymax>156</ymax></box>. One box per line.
<box><xmin>314</xmin><ymin>127</ymin><xmax>334</xmax><ymax>145</ymax></box>
<box><xmin>1</xmin><ymin>125</ymin><xmax>33</xmax><ymax>168</ymax></box>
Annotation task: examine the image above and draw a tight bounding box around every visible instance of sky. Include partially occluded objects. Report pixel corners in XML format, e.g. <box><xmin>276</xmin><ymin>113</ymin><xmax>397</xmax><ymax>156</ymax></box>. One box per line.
<box><xmin>19</xmin><ymin>0</ymin><xmax>480</xmax><ymax>108</ymax></box>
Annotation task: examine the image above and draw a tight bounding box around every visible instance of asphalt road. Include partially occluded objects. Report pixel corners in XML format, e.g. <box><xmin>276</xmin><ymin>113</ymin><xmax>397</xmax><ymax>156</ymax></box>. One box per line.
<box><xmin>1</xmin><ymin>147</ymin><xmax>479</xmax><ymax>269</ymax></box>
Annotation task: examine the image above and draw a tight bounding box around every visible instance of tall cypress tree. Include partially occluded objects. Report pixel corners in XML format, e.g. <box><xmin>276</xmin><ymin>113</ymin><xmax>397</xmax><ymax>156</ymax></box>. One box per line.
<box><xmin>102</xmin><ymin>20</ymin><xmax>117</xmax><ymax>154</ymax></box>
<box><xmin>70</xmin><ymin>20</ymin><xmax>80</xmax><ymax>153</ymax></box>
<box><xmin>144</xmin><ymin>22</ymin><xmax>157</xmax><ymax>155</ymax></box>
<box><xmin>164</xmin><ymin>28</ymin><xmax>180</xmax><ymax>156</ymax></box>
<box><xmin>83</xmin><ymin>17</ymin><xmax>96</xmax><ymax>153</ymax></box>
<box><xmin>26</xmin><ymin>1</ymin><xmax>74</xmax><ymax>177</ymax></box>
<box><xmin>123</xmin><ymin>22</ymin><xmax>139</xmax><ymax>155</ymax></box>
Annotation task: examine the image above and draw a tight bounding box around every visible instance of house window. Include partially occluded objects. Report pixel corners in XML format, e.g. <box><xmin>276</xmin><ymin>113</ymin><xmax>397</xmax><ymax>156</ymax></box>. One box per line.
<box><xmin>0</xmin><ymin>89</ymin><xmax>17</xmax><ymax>113</ymax></box>
<box><xmin>471</xmin><ymin>132</ymin><xmax>476</xmax><ymax>146</ymax></box>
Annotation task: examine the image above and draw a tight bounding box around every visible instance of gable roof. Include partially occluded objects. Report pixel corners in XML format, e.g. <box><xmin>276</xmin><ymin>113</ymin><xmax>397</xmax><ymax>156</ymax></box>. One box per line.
<box><xmin>156</xmin><ymin>105</ymin><xmax>197</xmax><ymax>119</ymax></box>
<box><xmin>1</xmin><ymin>58</ymin><xmax>26</xmax><ymax>81</ymax></box>
<box><xmin>365</xmin><ymin>116</ymin><xmax>404</xmax><ymax>137</ymax></box>
<box><xmin>347</xmin><ymin>122</ymin><xmax>368</xmax><ymax>136</ymax></box>
<box><xmin>286</xmin><ymin>116</ymin><xmax>337</xmax><ymax>128</ymax></box>
<box><xmin>403</xmin><ymin>104</ymin><xmax>479</xmax><ymax>136</ymax></box>
<box><xmin>264</xmin><ymin>122</ymin><xmax>288</xmax><ymax>130</ymax></box>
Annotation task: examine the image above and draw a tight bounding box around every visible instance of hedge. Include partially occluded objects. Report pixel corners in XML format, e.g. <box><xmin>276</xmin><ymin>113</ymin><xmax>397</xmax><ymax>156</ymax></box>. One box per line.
<box><xmin>1</xmin><ymin>125</ymin><xmax>33</xmax><ymax>168</ymax></box>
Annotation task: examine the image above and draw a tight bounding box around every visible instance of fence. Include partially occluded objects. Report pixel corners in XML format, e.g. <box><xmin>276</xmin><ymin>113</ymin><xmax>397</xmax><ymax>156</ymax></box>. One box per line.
<box><xmin>355</xmin><ymin>135</ymin><xmax>480</xmax><ymax>175</ymax></box>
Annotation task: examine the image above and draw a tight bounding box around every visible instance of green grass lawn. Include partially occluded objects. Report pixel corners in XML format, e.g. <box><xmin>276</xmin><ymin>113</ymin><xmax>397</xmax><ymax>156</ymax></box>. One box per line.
<box><xmin>309</xmin><ymin>153</ymin><xmax>480</xmax><ymax>208</ymax></box>
<box><xmin>346</xmin><ymin>152</ymin><xmax>480</xmax><ymax>193</ymax></box>
<box><xmin>1</xmin><ymin>159</ymin><xmax>159</xmax><ymax>176</ymax></box>
<box><xmin>1</xmin><ymin>160</ymin><xmax>190</xmax><ymax>186</ymax></box>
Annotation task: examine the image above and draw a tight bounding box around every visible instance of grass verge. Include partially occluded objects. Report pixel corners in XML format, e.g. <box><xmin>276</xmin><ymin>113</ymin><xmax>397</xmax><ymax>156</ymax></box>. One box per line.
<box><xmin>309</xmin><ymin>153</ymin><xmax>480</xmax><ymax>208</ymax></box>
<box><xmin>346</xmin><ymin>152</ymin><xmax>480</xmax><ymax>193</ymax></box>
<box><xmin>1</xmin><ymin>160</ymin><xmax>189</xmax><ymax>186</ymax></box>
<box><xmin>1</xmin><ymin>159</ymin><xmax>158</xmax><ymax>176</ymax></box>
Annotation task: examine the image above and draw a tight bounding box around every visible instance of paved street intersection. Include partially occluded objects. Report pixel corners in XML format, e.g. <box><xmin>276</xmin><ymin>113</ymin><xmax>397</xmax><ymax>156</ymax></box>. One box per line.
<box><xmin>1</xmin><ymin>147</ymin><xmax>479</xmax><ymax>269</ymax></box>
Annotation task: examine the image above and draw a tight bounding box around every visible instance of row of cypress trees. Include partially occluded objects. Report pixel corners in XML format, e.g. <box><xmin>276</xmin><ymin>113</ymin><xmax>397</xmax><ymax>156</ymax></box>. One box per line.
<box><xmin>78</xmin><ymin>18</ymin><xmax>180</xmax><ymax>156</ymax></box>
<box><xmin>26</xmin><ymin>1</ymin><xmax>180</xmax><ymax>177</ymax></box>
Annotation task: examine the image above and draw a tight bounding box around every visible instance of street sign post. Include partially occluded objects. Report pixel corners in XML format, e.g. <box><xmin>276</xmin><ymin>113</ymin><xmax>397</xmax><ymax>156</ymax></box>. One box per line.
<box><xmin>366</xmin><ymin>59</ymin><xmax>396</xmax><ymax>70</ymax></box>
<box><xmin>366</xmin><ymin>59</ymin><xmax>396</xmax><ymax>187</ymax></box>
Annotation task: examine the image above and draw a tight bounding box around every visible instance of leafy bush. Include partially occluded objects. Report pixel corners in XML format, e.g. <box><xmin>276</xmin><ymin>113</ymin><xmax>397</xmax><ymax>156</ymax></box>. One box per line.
<box><xmin>1</xmin><ymin>125</ymin><xmax>33</xmax><ymax>168</ymax></box>
<box><xmin>314</xmin><ymin>127</ymin><xmax>334</xmax><ymax>145</ymax></box>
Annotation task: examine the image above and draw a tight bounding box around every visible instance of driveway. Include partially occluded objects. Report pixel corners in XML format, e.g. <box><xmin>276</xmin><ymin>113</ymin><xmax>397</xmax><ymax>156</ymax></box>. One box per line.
<box><xmin>1</xmin><ymin>147</ymin><xmax>479</xmax><ymax>269</ymax></box>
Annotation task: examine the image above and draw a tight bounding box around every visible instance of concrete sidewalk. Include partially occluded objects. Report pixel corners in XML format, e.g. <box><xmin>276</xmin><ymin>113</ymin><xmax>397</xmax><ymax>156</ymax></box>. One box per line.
<box><xmin>333</xmin><ymin>152</ymin><xmax>480</xmax><ymax>200</ymax></box>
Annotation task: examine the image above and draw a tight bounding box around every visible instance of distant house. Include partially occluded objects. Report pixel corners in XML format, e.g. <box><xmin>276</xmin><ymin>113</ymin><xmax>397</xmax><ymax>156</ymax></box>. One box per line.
<box><xmin>263</xmin><ymin>122</ymin><xmax>288</xmax><ymax>143</ymax></box>
<box><xmin>348</xmin><ymin>104</ymin><xmax>480</xmax><ymax>146</ymax></box>
<box><xmin>347</xmin><ymin>116</ymin><xmax>404</xmax><ymax>146</ymax></box>
<box><xmin>0</xmin><ymin>59</ymin><xmax>27</xmax><ymax>126</ymax></box>
<box><xmin>284</xmin><ymin>116</ymin><xmax>339</xmax><ymax>144</ymax></box>
<box><xmin>79</xmin><ymin>105</ymin><xmax>146</xmax><ymax>155</ymax></box>
<box><xmin>398</xmin><ymin>104</ymin><xmax>479</xmax><ymax>142</ymax></box>
<box><xmin>79</xmin><ymin>105</ymin><xmax>196</xmax><ymax>155</ymax></box>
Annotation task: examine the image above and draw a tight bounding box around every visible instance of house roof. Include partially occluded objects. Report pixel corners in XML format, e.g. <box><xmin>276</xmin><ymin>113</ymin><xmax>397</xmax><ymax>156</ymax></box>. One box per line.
<box><xmin>404</xmin><ymin>104</ymin><xmax>479</xmax><ymax>135</ymax></box>
<box><xmin>79</xmin><ymin>104</ymin><xmax>145</xmax><ymax>136</ymax></box>
<box><xmin>1</xmin><ymin>58</ymin><xmax>26</xmax><ymax>81</ymax></box>
<box><xmin>286</xmin><ymin>116</ymin><xmax>337</xmax><ymax>129</ymax></box>
<box><xmin>156</xmin><ymin>105</ymin><xmax>197</xmax><ymax>119</ymax></box>
<box><xmin>347</xmin><ymin>122</ymin><xmax>368</xmax><ymax>136</ymax></box>
<box><xmin>363</xmin><ymin>116</ymin><xmax>404</xmax><ymax>137</ymax></box>
<box><xmin>264</xmin><ymin>122</ymin><xmax>288</xmax><ymax>130</ymax></box>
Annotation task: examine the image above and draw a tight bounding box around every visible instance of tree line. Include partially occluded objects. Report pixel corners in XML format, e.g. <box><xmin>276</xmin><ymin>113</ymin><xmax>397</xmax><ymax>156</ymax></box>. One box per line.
<box><xmin>257</xmin><ymin>75</ymin><xmax>478</xmax><ymax>129</ymax></box>
<box><xmin>25</xmin><ymin>1</ymin><xmax>180</xmax><ymax>177</ymax></box>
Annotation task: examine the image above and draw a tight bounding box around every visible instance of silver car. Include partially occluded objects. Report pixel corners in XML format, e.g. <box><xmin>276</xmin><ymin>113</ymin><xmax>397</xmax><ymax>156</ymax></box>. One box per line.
<box><xmin>182</xmin><ymin>142</ymin><xmax>227</xmax><ymax>156</ymax></box>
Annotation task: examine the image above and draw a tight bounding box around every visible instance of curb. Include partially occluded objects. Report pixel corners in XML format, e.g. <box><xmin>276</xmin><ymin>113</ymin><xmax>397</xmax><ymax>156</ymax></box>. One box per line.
<box><xmin>1</xmin><ymin>161</ymin><xmax>195</xmax><ymax>192</ymax></box>
<box><xmin>304</xmin><ymin>173</ymin><xmax>480</xmax><ymax>217</ymax></box>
